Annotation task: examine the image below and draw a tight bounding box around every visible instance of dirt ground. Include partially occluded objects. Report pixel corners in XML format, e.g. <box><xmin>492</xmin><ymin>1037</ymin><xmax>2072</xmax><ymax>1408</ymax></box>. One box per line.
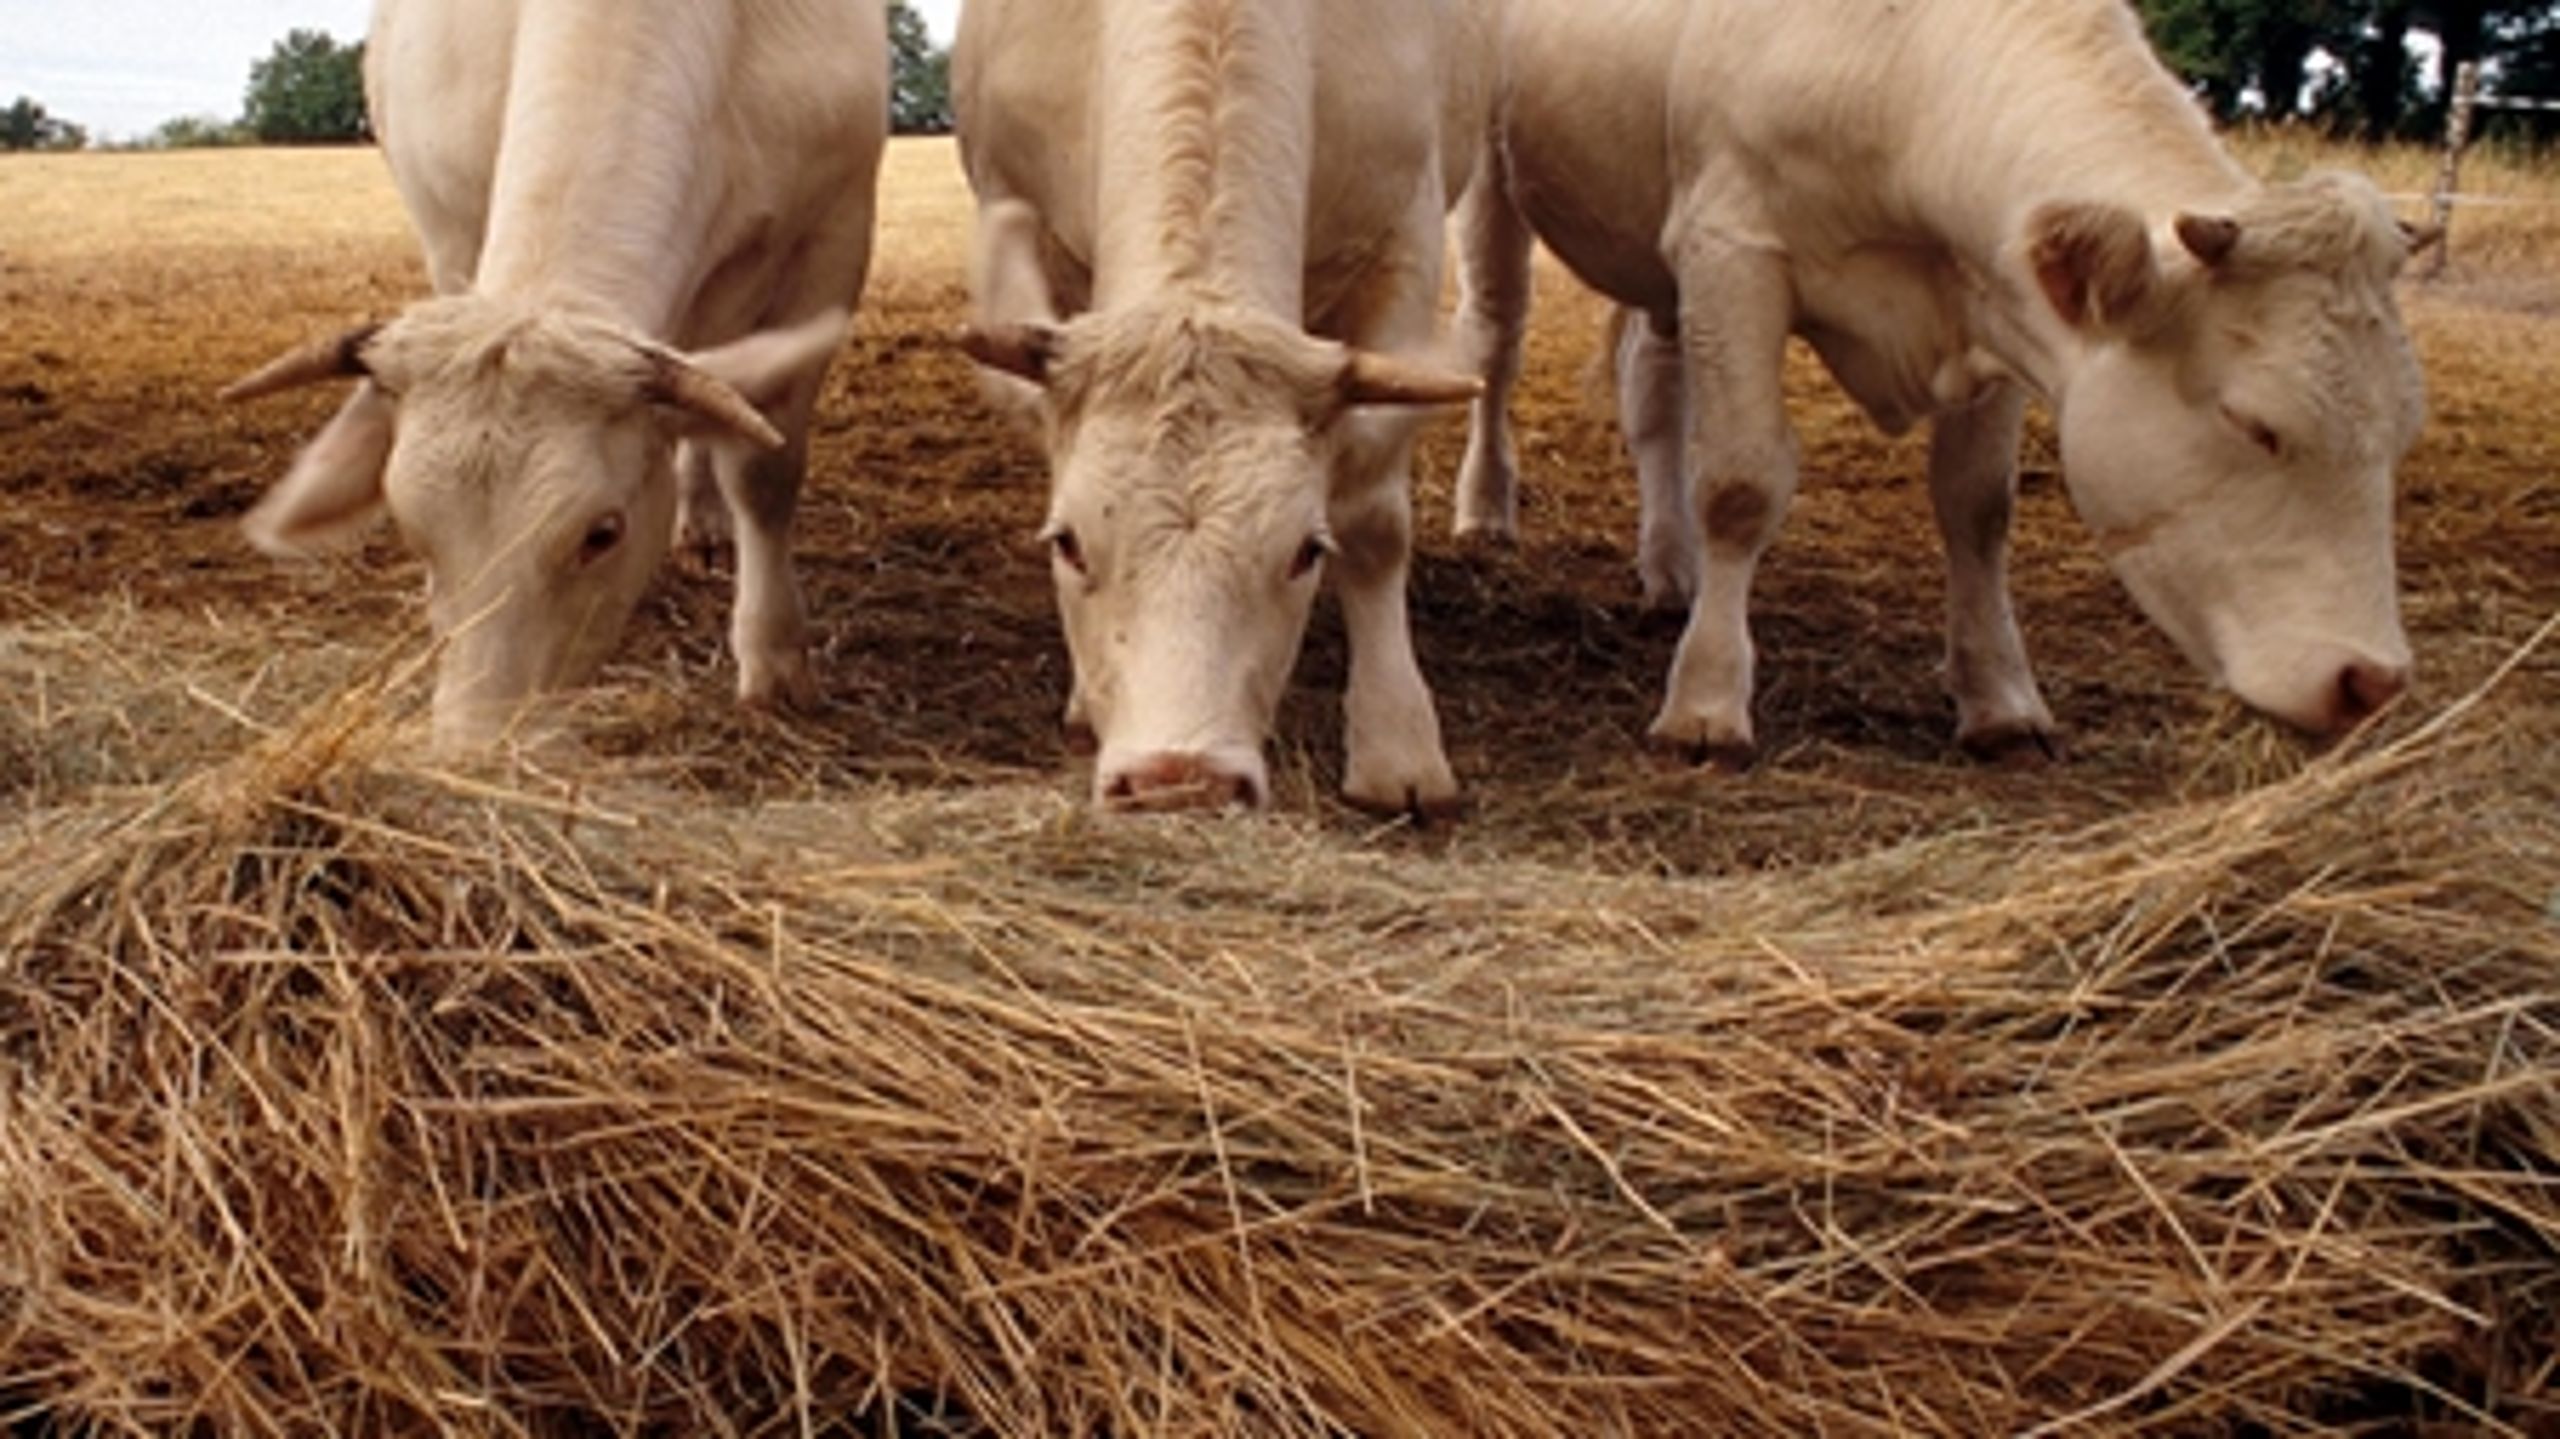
<box><xmin>1</xmin><ymin>138</ymin><xmax>2553</xmax><ymax>873</ymax></box>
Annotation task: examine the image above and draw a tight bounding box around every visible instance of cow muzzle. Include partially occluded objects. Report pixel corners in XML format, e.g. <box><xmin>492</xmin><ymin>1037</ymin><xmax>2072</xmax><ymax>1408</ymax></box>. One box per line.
<box><xmin>1097</xmin><ymin>750</ymin><xmax>1268</xmax><ymax>813</ymax></box>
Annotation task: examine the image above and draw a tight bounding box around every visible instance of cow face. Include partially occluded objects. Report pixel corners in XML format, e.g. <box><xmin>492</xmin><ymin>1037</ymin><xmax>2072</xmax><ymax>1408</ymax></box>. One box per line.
<box><xmin>965</xmin><ymin>302</ymin><xmax>1473</xmax><ymax>810</ymax></box>
<box><xmin>2030</xmin><ymin>173</ymin><xmax>2427</xmax><ymax>735</ymax></box>
<box><xmin>228</xmin><ymin>298</ymin><xmax>829</xmax><ymax>751</ymax></box>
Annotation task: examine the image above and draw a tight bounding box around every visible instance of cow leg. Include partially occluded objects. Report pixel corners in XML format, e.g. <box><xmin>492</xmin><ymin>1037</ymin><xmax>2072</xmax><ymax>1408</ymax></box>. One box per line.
<box><xmin>671</xmin><ymin>440</ymin><xmax>732</xmax><ymax>575</ymax></box>
<box><xmin>1650</xmin><ymin>243</ymin><xmax>1798</xmax><ymax>765</ymax></box>
<box><xmin>716</xmin><ymin>381</ymin><xmax>820</xmax><ymax>712</ymax></box>
<box><xmin>1450</xmin><ymin>160</ymin><xmax>1533</xmax><ymax>543</ymax></box>
<box><xmin>1928</xmin><ymin>385</ymin><xmax>2059</xmax><ymax>759</ymax></box>
<box><xmin>1328</xmin><ymin>183</ymin><xmax>1461</xmax><ymax>816</ymax></box>
<box><xmin>1333</xmin><ymin>428</ymin><xmax>1460</xmax><ymax>815</ymax></box>
<box><xmin>1618</xmin><ymin>308</ymin><xmax>1698</xmax><ymax>610</ymax></box>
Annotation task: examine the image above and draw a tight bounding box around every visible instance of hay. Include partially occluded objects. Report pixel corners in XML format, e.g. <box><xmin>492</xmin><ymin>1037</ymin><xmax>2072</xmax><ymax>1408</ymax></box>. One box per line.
<box><xmin>4</xmin><ymin>628</ymin><xmax>2555</xmax><ymax>1437</ymax></box>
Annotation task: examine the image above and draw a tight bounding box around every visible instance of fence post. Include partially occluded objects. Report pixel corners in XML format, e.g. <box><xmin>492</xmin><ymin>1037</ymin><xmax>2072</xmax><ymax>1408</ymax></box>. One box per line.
<box><xmin>2428</xmin><ymin>61</ymin><xmax>2480</xmax><ymax>280</ymax></box>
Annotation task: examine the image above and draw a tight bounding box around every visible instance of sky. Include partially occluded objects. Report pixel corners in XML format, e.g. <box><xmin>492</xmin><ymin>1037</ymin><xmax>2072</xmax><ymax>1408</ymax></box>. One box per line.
<box><xmin>0</xmin><ymin>0</ymin><xmax>962</xmax><ymax>143</ymax></box>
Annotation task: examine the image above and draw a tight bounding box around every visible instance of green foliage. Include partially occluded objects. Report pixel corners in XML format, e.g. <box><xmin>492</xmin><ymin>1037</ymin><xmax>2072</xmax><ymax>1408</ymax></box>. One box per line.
<box><xmin>2133</xmin><ymin>0</ymin><xmax>2560</xmax><ymax>138</ymax></box>
<box><xmin>244</xmin><ymin>29</ymin><xmax>370</xmax><ymax>145</ymax></box>
<box><xmin>889</xmin><ymin>1</ymin><xmax>952</xmax><ymax>136</ymax></box>
<box><xmin>3</xmin><ymin>96</ymin><xmax>87</xmax><ymax>152</ymax></box>
<box><xmin>150</xmin><ymin>115</ymin><xmax>252</xmax><ymax>150</ymax></box>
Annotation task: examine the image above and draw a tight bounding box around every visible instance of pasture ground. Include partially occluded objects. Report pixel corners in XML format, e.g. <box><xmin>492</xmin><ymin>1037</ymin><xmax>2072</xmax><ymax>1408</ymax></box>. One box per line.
<box><xmin>1</xmin><ymin>138</ymin><xmax>2555</xmax><ymax>1433</ymax></box>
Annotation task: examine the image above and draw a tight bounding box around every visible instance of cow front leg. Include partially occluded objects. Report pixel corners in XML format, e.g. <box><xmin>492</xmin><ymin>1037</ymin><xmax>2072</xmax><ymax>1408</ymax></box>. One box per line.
<box><xmin>715</xmin><ymin>389</ymin><xmax>819</xmax><ymax>712</ymax></box>
<box><xmin>1928</xmin><ymin>386</ymin><xmax>2058</xmax><ymax>759</ymax></box>
<box><xmin>1332</xmin><ymin>448</ymin><xmax>1460</xmax><ymax>816</ymax></box>
<box><xmin>1450</xmin><ymin>161</ymin><xmax>1534</xmax><ymax>543</ymax></box>
<box><xmin>1649</xmin><ymin>245</ymin><xmax>1797</xmax><ymax>766</ymax></box>
<box><xmin>1617</xmin><ymin>308</ymin><xmax>1697</xmax><ymax>610</ymax></box>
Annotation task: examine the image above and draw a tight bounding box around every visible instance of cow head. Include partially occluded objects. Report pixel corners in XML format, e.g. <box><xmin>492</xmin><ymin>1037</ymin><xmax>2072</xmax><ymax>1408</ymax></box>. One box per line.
<box><xmin>2027</xmin><ymin>171</ymin><xmax>2428</xmax><ymax>735</ymax></box>
<box><xmin>226</xmin><ymin>297</ymin><xmax>841</xmax><ymax>751</ymax></box>
<box><xmin>964</xmin><ymin>300</ymin><xmax>1473</xmax><ymax>810</ymax></box>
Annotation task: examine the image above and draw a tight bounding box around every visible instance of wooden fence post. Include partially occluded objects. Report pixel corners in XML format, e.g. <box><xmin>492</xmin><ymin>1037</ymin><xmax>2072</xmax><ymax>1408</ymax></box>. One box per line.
<box><xmin>2428</xmin><ymin>61</ymin><xmax>2480</xmax><ymax>280</ymax></box>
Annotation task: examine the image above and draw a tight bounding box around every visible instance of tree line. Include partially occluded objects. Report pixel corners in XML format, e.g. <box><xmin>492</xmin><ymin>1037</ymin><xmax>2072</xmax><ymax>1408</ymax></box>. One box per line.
<box><xmin>2134</xmin><ymin>0</ymin><xmax>2560</xmax><ymax>138</ymax></box>
<box><xmin>5</xmin><ymin>3</ymin><xmax>952</xmax><ymax>153</ymax></box>
<box><xmin>9</xmin><ymin>3</ymin><xmax>2549</xmax><ymax>155</ymax></box>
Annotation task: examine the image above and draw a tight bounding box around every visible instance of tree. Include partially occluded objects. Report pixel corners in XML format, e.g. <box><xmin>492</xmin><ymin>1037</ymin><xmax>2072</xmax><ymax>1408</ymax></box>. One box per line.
<box><xmin>2</xmin><ymin>96</ymin><xmax>87</xmax><ymax>152</ymax></box>
<box><xmin>244</xmin><ymin>29</ymin><xmax>370</xmax><ymax>145</ymax></box>
<box><xmin>888</xmin><ymin>2</ymin><xmax>952</xmax><ymax>135</ymax></box>
<box><xmin>151</xmin><ymin>115</ymin><xmax>251</xmax><ymax>150</ymax></box>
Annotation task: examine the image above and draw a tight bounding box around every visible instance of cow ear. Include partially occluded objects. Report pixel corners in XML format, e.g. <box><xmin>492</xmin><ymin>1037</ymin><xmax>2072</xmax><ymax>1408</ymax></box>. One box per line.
<box><xmin>1339</xmin><ymin>350</ymin><xmax>1482</xmax><ymax>408</ymax></box>
<box><xmin>2028</xmin><ymin>202</ymin><xmax>2162</xmax><ymax>335</ymax></box>
<box><xmin>243</xmin><ymin>383</ymin><xmax>396</xmax><ymax>556</ymax></box>
<box><xmin>959</xmin><ymin>322</ymin><xmax>1063</xmax><ymax>386</ymax></box>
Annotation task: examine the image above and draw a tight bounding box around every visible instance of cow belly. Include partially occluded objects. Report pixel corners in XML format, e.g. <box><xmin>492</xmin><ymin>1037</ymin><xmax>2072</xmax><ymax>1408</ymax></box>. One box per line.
<box><xmin>1513</xmin><ymin>180</ymin><xmax>1680</xmax><ymax>317</ymax></box>
<box><xmin>1793</xmin><ymin>246</ymin><xmax>1974</xmax><ymax>435</ymax></box>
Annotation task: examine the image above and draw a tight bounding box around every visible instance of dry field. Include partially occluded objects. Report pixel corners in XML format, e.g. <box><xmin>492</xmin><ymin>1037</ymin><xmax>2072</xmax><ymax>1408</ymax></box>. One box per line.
<box><xmin>1</xmin><ymin>137</ymin><xmax>2555</xmax><ymax>1433</ymax></box>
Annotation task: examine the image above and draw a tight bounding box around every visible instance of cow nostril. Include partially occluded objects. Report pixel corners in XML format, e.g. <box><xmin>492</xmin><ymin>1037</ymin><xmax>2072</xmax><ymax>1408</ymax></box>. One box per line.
<box><xmin>2338</xmin><ymin>660</ymin><xmax>2409</xmax><ymax>725</ymax></box>
<box><xmin>1101</xmin><ymin>754</ymin><xmax>1260</xmax><ymax>812</ymax></box>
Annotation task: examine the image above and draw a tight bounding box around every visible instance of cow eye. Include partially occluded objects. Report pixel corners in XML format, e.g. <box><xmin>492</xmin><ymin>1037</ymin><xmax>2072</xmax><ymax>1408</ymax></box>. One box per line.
<box><xmin>2222</xmin><ymin>406</ymin><xmax>2284</xmax><ymax>459</ymax></box>
<box><xmin>1289</xmin><ymin>534</ymin><xmax>1333</xmax><ymax>581</ymax></box>
<box><xmin>578</xmin><ymin>511</ymin><xmax>626</xmax><ymax>565</ymax></box>
<box><xmin>1047</xmin><ymin>525</ymin><xmax>1087</xmax><ymax>575</ymax></box>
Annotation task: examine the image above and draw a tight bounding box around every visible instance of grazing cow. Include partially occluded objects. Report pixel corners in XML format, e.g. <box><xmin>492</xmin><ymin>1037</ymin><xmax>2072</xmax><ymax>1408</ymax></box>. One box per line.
<box><xmin>954</xmin><ymin>0</ymin><xmax>1494</xmax><ymax>814</ymax></box>
<box><xmin>1454</xmin><ymin>0</ymin><xmax>2429</xmax><ymax>762</ymax></box>
<box><xmin>224</xmin><ymin>0</ymin><xmax>885</xmax><ymax>750</ymax></box>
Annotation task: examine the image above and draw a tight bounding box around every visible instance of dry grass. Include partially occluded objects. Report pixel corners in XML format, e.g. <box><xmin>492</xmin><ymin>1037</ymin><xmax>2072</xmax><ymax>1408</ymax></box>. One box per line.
<box><xmin>2</xmin><ymin>136</ymin><xmax>2558</xmax><ymax>1433</ymax></box>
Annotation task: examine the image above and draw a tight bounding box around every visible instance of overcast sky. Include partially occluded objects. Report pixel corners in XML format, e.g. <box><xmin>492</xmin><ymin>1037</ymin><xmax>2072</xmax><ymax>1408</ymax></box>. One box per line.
<box><xmin>0</xmin><ymin>0</ymin><xmax>961</xmax><ymax>142</ymax></box>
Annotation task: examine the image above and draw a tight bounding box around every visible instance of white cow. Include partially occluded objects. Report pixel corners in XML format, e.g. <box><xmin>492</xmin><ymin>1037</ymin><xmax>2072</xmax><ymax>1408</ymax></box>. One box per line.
<box><xmin>1456</xmin><ymin>0</ymin><xmax>2428</xmax><ymax>762</ymax></box>
<box><xmin>954</xmin><ymin>0</ymin><xmax>1494</xmax><ymax>814</ymax></box>
<box><xmin>225</xmin><ymin>0</ymin><xmax>886</xmax><ymax>750</ymax></box>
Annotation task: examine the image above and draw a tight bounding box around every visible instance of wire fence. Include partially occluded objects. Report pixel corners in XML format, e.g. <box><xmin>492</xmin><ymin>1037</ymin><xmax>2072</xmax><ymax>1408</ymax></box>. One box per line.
<box><xmin>2427</xmin><ymin>61</ymin><xmax>2558</xmax><ymax>275</ymax></box>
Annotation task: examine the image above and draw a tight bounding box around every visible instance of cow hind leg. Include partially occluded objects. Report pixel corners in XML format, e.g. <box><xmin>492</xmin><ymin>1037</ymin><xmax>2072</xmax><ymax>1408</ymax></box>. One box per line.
<box><xmin>1928</xmin><ymin>387</ymin><xmax>2059</xmax><ymax>760</ymax></box>
<box><xmin>1649</xmin><ymin>244</ymin><xmax>1797</xmax><ymax>767</ymax></box>
<box><xmin>1450</xmin><ymin>161</ymin><xmax>1534</xmax><ymax>543</ymax></box>
<box><xmin>671</xmin><ymin>441</ymin><xmax>733</xmax><ymax>576</ymax></box>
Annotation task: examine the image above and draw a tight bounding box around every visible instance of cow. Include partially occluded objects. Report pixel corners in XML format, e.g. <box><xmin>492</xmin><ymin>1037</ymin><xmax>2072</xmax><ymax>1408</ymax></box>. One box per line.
<box><xmin>223</xmin><ymin>0</ymin><xmax>886</xmax><ymax>751</ymax></box>
<box><xmin>953</xmin><ymin>0</ymin><xmax>1495</xmax><ymax>814</ymax></box>
<box><xmin>1453</xmin><ymin>0</ymin><xmax>2430</xmax><ymax>764</ymax></box>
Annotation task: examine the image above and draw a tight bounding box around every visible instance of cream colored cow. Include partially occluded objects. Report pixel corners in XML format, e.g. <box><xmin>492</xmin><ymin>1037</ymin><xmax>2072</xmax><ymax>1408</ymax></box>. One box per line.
<box><xmin>1457</xmin><ymin>0</ymin><xmax>2428</xmax><ymax>760</ymax></box>
<box><xmin>226</xmin><ymin>0</ymin><xmax>885</xmax><ymax>751</ymax></box>
<box><xmin>955</xmin><ymin>0</ymin><xmax>1494</xmax><ymax>813</ymax></box>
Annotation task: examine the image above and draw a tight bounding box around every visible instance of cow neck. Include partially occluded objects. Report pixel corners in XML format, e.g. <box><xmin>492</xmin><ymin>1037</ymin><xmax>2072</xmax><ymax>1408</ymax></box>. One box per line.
<box><xmin>1915</xmin><ymin>12</ymin><xmax>2254</xmax><ymax>400</ymax></box>
<box><xmin>1088</xmin><ymin>0</ymin><xmax>1317</xmax><ymax>321</ymax></box>
<box><xmin>472</xmin><ymin>3</ymin><xmax>738</xmax><ymax>338</ymax></box>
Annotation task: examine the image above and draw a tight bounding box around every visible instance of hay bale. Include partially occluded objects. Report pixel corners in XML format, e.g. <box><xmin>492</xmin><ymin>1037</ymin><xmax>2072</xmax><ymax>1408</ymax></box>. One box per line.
<box><xmin>3</xmin><ymin>658</ymin><xmax>2556</xmax><ymax>1435</ymax></box>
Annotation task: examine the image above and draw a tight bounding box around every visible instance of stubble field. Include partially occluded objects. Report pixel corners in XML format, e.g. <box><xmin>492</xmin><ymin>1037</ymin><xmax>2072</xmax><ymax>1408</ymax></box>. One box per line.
<box><xmin>1</xmin><ymin>138</ymin><xmax>2555</xmax><ymax>1434</ymax></box>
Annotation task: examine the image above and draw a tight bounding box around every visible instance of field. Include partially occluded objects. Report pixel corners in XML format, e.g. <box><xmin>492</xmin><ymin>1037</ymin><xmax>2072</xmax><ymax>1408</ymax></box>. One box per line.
<box><xmin>2</xmin><ymin>137</ymin><xmax>2556</xmax><ymax>1433</ymax></box>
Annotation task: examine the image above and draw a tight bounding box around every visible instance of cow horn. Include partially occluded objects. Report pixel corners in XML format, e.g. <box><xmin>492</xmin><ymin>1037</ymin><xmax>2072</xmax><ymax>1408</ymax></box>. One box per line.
<box><xmin>221</xmin><ymin>323</ymin><xmax>382</xmax><ymax>402</ymax></box>
<box><xmin>2174</xmin><ymin>213</ymin><xmax>2243</xmax><ymax>269</ymax></box>
<box><xmin>1340</xmin><ymin>351</ymin><xmax>1482</xmax><ymax>408</ymax></box>
<box><xmin>643</xmin><ymin>350</ymin><xmax>787</xmax><ymax>451</ymax></box>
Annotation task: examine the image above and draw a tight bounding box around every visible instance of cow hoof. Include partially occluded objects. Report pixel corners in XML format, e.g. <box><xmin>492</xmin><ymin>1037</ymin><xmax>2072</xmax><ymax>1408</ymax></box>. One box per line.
<box><xmin>1061</xmin><ymin>717</ymin><xmax>1099</xmax><ymax>757</ymax></box>
<box><xmin>1960</xmin><ymin>723</ymin><xmax>2066</xmax><ymax>766</ymax></box>
<box><xmin>1345</xmin><ymin>781</ymin><xmax>1471</xmax><ymax>825</ymax></box>
<box><xmin>738</xmin><ymin>658</ymin><xmax>821</xmax><ymax>715</ymax></box>
<box><xmin>1645</xmin><ymin>731</ymin><xmax>1756</xmax><ymax>774</ymax></box>
<box><xmin>1450</xmin><ymin>522</ymin><xmax>1518</xmax><ymax>555</ymax></box>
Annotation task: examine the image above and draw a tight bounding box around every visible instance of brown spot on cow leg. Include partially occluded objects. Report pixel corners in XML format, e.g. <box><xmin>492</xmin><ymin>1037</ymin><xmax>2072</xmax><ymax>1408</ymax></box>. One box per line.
<box><xmin>1702</xmin><ymin>481</ymin><xmax>1773</xmax><ymax>548</ymax></box>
